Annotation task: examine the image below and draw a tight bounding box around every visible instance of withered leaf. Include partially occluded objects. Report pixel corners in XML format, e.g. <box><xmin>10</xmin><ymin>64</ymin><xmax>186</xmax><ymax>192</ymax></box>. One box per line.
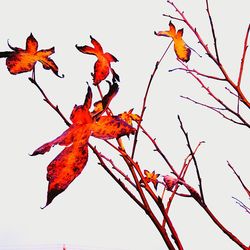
<box><xmin>6</xmin><ymin>33</ymin><xmax>62</xmax><ymax>77</ymax></box>
<box><xmin>143</xmin><ymin>170</ymin><xmax>160</xmax><ymax>189</ymax></box>
<box><xmin>156</xmin><ymin>21</ymin><xmax>191</xmax><ymax>62</ymax></box>
<box><xmin>76</xmin><ymin>36</ymin><xmax>119</xmax><ymax>85</ymax></box>
<box><xmin>32</xmin><ymin>84</ymin><xmax>135</xmax><ymax>207</ymax></box>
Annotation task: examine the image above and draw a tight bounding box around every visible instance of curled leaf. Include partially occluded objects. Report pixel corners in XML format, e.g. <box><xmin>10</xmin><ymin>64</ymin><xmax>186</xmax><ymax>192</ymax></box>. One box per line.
<box><xmin>156</xmin><ymin>21</ymin><xmax>191</xmax><ymax>62</ymax></box>
<box><xmin>118</xmin><ymin>109</ymin><xmax>141</xmax><ymax>126</ymax></box>
<box><xmin>91</xmin><ymin>81</ymin><xmax>119</xmax><ymax>119</ymax></box>
<box><xmin>6</xmin><ymin>33</ymin><xmax>63</xmax><ymax>77</ymax></box>
<box><xmin>76</xmin><ymin>36</ymin><xmax>119</xmax><ymax>85</ymax></box>
<box><xmin>143</xmin><ymin>170</ymin><xmax>160</xmax><ymax>189</ymax></box>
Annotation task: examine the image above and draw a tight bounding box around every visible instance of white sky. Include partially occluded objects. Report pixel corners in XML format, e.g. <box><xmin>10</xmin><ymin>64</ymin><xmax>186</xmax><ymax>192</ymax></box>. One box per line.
<box><xmin>0</xmin><ymin>1</ymin><xmax>249</xmax><ymax>250</ymax></box>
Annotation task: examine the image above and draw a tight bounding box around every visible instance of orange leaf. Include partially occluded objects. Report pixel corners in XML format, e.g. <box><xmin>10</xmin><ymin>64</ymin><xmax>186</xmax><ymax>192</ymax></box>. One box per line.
<box><xmin>118</xmin><ymin>109</ymin><xmax>141</xmax><ymax>126</ymax></box>
<box><xmin>144</xmin><ymin>170</ymin><xmax>160</xmax><ymax>189</ymax></box>
<box><xmin>156</xmin><ymin>21</ymin><xmax>191</xmax><ymax>62</ymax></box>
<box><xmin>32</xmin><ymin>84</ymin><xmax>135</xmax><ymax>207</ymax></box>
<box><xmin>6</xmin><ymin>33</ymin><xmax>62</xmax><ymax>77</ymax></box>
<box><xmin>45</xmin><ymin>128</ymin><xmax>91</xmax><ymax>207</ymax></box>
<box><xmin>92</xmin><ymin>116</ymin><xmax>136</xmax><ymax>140</ymax></box>
<box><xmin>76</xmin><ymin>36</ymin><xmax>119</xmax><ymax>85</ymax></box>
<box><xmin>31</xmin><ymin>87</ymin><xmax>93</xmax><ymax>207</ymax></box>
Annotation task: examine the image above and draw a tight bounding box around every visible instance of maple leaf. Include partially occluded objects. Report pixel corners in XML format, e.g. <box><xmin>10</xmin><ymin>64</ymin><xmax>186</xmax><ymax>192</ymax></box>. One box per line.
<box><xmin>5</xmin><ymin>33</ymin><xmax>62</xmax><ymax>77</ymax></box>
<box><xmin>31</xmin><ymin>83</ymin><xmax>135</xmax><ymax>207</ymax></box>
<box><xmin>155</xmin><ymin>21</ymin><xmax>191</xmax><ymax>62</ymax></box>
<box><xmin>143</xmin><ymin>170</ymin><xmax>160</xmax><ymax>189</ymax></box>
<box><xmin>76</xmin><ymin>36</ymin><xmax>119</xmax><ymax>85</ymax></box>
<box><xmin>118</xmin><ymin>109</ymin><xmax>141</xmax><ymax>126</ymax></box>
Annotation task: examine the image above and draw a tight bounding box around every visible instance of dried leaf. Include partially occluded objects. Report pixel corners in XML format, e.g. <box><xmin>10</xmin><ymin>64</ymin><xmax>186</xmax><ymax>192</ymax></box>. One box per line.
<box><xmin>32</xmin><ymin>85</ymin><xmax>135</xmax><ymax>207</ymax></box>
<box><xmin>163</xmin><ymin>175</ymin><xmax>178</xmax><ymax>191</ymax></box>
<box><xmin>6</xmin><ymin>33</ymin><xmax>62</xmax><ymax>77</ymax></box>
<box><xmin>91</xmin><ymin>82</ymin><xmax>119</xmax><ymax>119</ymax></box>
<box><xmin>143</xmin><ymin>170</ymin><xmax>160</xmax><ymax>189</ymax></box>
<box><xmin>118</xmin><ymin>109</ymin><xmax>141</xmax><ymax>126</ymax></box>
<box><xmin>156</xmin><ymin>21</ymin><xmax>191</xmax><ymax>62</ymax></box>
<box><xmin>92</xmin><ymin>116</ymin><xmax>136</xmax><ymax>140</ymax></box>
<box><xmin>76</xmin><ymin>36</ymin><xmax>119</xmax><ymax>85</ymax></box>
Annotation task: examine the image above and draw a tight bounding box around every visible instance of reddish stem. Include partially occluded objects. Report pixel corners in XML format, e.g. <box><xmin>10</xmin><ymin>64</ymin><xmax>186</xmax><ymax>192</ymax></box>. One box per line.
<box><xmin>131</xmin><ymin>41</ymin><xmax>173</xmax><ymax>159</ymax></box>
<box><xmin>167</xmin><ymin>0</ymin><xmax>250</xmax><ymax>108</ymax></box>
<box><xmin>29</xmin><ymin>72</ymin><xmax>71</xmax><ymax>127</ymax></box>
<box><xmin>227</xmin><ymin>161</ymin><xmax>250</xmax><ymax>197</ymax></box>
<box><xmin>178</xmin><ymin>62</ymin><xmax>250</xmax><ymax>128</ymax></box>
<box><xmin>237</xmin><ymin>24</ymin><xmax>250</xmax><ymax>87</ymax></box>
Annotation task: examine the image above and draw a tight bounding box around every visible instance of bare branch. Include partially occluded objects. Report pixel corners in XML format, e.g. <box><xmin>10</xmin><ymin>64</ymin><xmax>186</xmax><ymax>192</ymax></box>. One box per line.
<box><xmin>232</xmin><ymin>197</ymin><xmax>250</xmax><ymax>214</ymax></box>
<box><xmin>228</xmin><ymin>161</ymin><xmax>250</xmax><ymax>197</ymax></box>
<box><xmin>131</xmin><ymin>41</ymin><xmax>173</xmax><ymax>159</ymax></box>
<box><xmin>180</xmin><ymin>95</ymin><xmax>246</xmax><ymax>126</ymax></box>
<box><xmin>177</xmin><ymin>115</ymin><xmax>205</xmax><ymax>203</ymax></box>
<box><xmin>139</xmin><ymin>124</ymin><xmax>178</xmax><ymax>176</ymax></box>
<box><xmin>169</xmin><ymin>67</ymin><xmax>226</xmax><ymax>81</ymax></box>
<box><xmin>237</xmin><ymin>24</ymin><xmax>250</xmax><ymax>87</ymax></box>
<box><xmin>163</xmin><ymin>14</ymin><xmax>184</xmax><ymax>22</ymax></box>
<box><xmin>205</xmin><ymin>0</ymin><xmax>220</xmax><ymax>63</ymax></box>
<box><xmin>176</xmin><ymin>62</ymin><xmax>250</xmax><ymax>128</ymax></box>
<box><xmin>29</xmin><ymin>70</ymin><xmax>71</xmax><ymax>127</ymax></box>
<box><xmin>89</xmin><ymin>143</ymin><xmax>146</xmax><ymax>210</ymax></box>
<box><xmin>99</xmin><ymin>153</ymin><xmax>136</xmax><ymax>188</ymax></box>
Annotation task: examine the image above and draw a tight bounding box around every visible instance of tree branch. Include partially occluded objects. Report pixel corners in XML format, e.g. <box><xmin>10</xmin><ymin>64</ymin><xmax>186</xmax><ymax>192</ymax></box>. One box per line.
<box><xmin>131</xmin><ymin>41</ymin><xmax>173</xmax><ymax>159</ymax></box>
<box><xmin>227</xmin><ymin>161</ymin><xmax>250</xmax><ymax>197</ymax></box>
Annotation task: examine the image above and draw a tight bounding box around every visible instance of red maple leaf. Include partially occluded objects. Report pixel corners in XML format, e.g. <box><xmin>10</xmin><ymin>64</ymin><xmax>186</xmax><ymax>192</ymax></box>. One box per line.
<box><xmin>31</xmin><ymin>83</ymin><xmax>135</xmax><ymax>207</ymax></box>
<box><xmin>155</xmin><ymin>21</ymin><xmax>191</xmax><ymax>62</ymax></box>
<box><xmin>76</xmin><ymin>36</ymin><xmax>119</xmax><ymax>85</ymax></box>
<box><xmin>5</xmin><ymin>33</ymin><xmax>62</xmax><ymax>77</ymax></box>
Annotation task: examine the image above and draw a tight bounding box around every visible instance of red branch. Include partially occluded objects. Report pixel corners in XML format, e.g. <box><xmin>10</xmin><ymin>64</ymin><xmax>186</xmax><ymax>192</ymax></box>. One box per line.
<box><xmin>178</xmin><ymin>115</ymin><xmax>205</xmax><ymax>203</ymax></box>
<box><xmin>227</xmin><ymin>161</ymin><xmax>250</xmax><ymax>197</ymax></box>
<box><xmin>237</xmin><ymin>24</ymin><xmax>250</xmax><ymax>87</ymax></box>
<box><xmin>205</xmin><ymin>0</ymin><xmax>220</xmax><ymax>63</ymax></box>
<box><xmin>167</xmin><ymin>0</ymin><xmax>250</xmax><ymax>108</ymax></box>
<box><xmin>131</xmin><ymin>41</ymin><xmax>173</xmax><ymax>159</ymax></box>
<box><xmin>176</xmin><ymin>62</ymin><xmax>250</xmax><ymax>128</ymax></box>
<box><xmin>29</xmin><ymin>74</ymin><xmax>71</xmax><ymax>127</ymax></box>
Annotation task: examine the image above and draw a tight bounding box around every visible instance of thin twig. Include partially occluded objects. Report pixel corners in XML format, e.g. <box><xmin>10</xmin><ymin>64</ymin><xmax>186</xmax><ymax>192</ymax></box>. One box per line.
<box><xmin>205</xmin><ymin>0</ymin><xmax>220</xmax><ymax>63</ymax></box>
<box><xmin>162</xmin><ymin>14</ymin><xmax>184</xmax><ymax>22</ymax></box>
<box><xmin>29</xmin><ymin>71</ymin><xmax>71</xmax><ymax>127</ymax></box>
<box><xmin>178</xmin><ymin>115</ymin><xmax>205</xmax><ymax>204</ymax></box>
<box><xmin>99</xmin><ymin>153</ymin><xmax>136</xmax><ymax>188</ymax></box>
<box><xmin>180</xmin><ymin>95</ymin><xmax>246</xmax><ymax>126</ymax></box>
<box><xmin>177</xmin><ymin>62</ymin><xmax>250</xmax><ymax>128</ymax></box>
<box><xmin>139</xmin><ymin>124</ymin><xmax>178</xmax><ymax>176</ymax></box>
<box><xmin>227</xmin><ymin>161</ymin><xmax>250</xmax><ymax>197</ymax></box>
<box><xmin>169</xmin><ymin>67</ymin><xmax>226</xmax><ymax>81</ymax></box>
<box><xmin>164</xmin><ymin>141</ymin><xmax>204</xmax><ymax>222</ymax></box>
<box><xmin>131</xmin><ymin>41</ymin><xmax>173</xmax><ymax>159</ymax></box>
<box><xmin>237</xmin><ymin>24</ymin><xmax>250</xmax><ymax>88</ymax></box>
<box><xmin>201</xmin><ymin>204</ymin><xmax>249</xmax><ymax>249</ymax></box>
<box><xmin>89</xmin><ymin>143</ymin><xmax>145</xmax><ymax>210</ymax></box>
<box><xmin>232</xmin><ymin>197</ymin><xmax>250</xmax><ymax>214</ymax></box>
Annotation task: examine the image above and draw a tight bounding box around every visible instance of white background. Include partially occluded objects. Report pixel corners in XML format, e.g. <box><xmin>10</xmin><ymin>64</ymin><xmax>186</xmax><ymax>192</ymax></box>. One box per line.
<box><xmin>0</xmin><ymin>1</ymin><xmax>249</xmax><ymax>249</ymax></box>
